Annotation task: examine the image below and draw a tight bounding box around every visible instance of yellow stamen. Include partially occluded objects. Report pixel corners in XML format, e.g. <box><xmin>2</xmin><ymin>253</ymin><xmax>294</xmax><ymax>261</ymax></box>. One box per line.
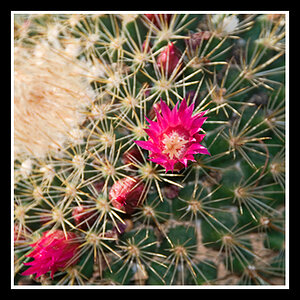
<box><xmin>161</xmin><ymin>131</ymin><xmax>189</xmax><ymax>159</ymax></box>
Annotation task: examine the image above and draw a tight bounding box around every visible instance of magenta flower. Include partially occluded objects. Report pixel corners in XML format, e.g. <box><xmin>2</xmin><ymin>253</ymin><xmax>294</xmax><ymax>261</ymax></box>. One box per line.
<box><xmin>134</xmin><ymin>99</ymin><xmax>210</xmax><ymax>172</ymax></box>
<box><xmin>21</xmin><ymin>230</ymin><xmax>80</xmax><ymax>279</ymax></box>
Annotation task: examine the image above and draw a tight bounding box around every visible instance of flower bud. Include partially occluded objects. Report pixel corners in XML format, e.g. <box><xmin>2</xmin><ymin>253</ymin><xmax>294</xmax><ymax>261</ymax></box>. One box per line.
<box><xmin>72</xmin><ymin>205</ymin><xmax>97</xmax><ymax>229</ymax></box>
<box><xmin>145</xmin><ymin>14</ymin><xmax>171</xmax><ymax>28</ymax></box>
<box><xmin>109</xmin><ymin>177</ymin><xmax>145</xmax><ymax>214</ymax></box>
<box><xmin>156</xmin><ymin>42</ymin><xmax>182</xmax><ymax>76</ymax></box>
<box><xmin>122</xmin><ymin>146</ymin><xmax>143</xmax><ymax>169</ymax></box>
<box><xmin>142</xmin><ymin>39</ymin><xmax>152</xmax><ymax>53</ymax></box>
<box><xmin>21</xmin><ymin>230</ymin><xmax>81</xmax><ymax>279</ymax></box>
<box><xmin>186</xmin><ymin>90</ymin><xmax>201</xmax><ymax>107</ymax></box>
<box><xmin>14</xmin><ymin>224</ymin><xmax>28</xmax><ymax>245</ymax></box>
<box><xmin>93</xmin><ymin>180</ymin><xmax>105</xmax><ymax>193</ymax></box>
<box><xmin>185</xmin><ymin>31</ymin><xmax>212</xmax><ymax>51</ymax></box>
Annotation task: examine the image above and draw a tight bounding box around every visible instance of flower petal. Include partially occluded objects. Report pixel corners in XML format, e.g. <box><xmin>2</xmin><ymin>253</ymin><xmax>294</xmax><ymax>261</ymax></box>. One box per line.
<box><xmin>186</xmin><ymin>143</ymin><xmax>210</xmax><ymax>155</ymax></box>
<box><xmin>194</xmin><ymin>133</ymin><xmax>206</xmax><ymax>143</ymax></box>
<box><xmin>189</xmin><ymin>117</ymin><xmax>207</xmax><ymax>135</ymax></box>
<box><xmin>160</xmin><ymin>98</ymin><xmax>172</xmax><ymax>120</ymax></box>
<box><xmin>134</xmin><ymin>140</ymin><xmax>159</xmax><ymax>152</ymax></box>
<box><xmin>178</xmin><ymin>98</ymin><xmax>187</xmax><ymax>119</ymax></box>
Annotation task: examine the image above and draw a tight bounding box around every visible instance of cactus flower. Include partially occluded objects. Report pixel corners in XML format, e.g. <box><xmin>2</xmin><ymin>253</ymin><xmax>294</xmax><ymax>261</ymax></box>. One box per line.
<box><xmin>157</xmin><ymin>42</ymin><xmax>182</xmax><ymax>76</ymax></box>
<box><xmin>109</xmin><ymin>177</ymin><xmax>145</xmax><ymax>214</ymax></box>
<box><xmin>21</xmin><ymin>230</ymin><xmax>80</xmax><ymax>279</ymax></box>
<box><xmin>135</xmin><ymin>99</ymin><xmax>210</xmax><ymax>172</ymax></box>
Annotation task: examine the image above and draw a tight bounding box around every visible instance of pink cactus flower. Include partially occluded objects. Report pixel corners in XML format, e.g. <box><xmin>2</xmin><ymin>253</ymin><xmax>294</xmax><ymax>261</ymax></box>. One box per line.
<box><xmin>21</xmin><ymin>230</ymin><xmax>80</xmax><ymax>279</ymax></box>
<box><xmin>134</xmin><ymin>99</ymin><xmax>210</xmax><ymax>172</ymax></box>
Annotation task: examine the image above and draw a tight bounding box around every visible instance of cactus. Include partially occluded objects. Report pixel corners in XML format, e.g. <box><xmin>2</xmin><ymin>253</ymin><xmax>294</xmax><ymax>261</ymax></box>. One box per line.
<box><xmin>13</xmin><ymin>13</ymin><xmax>286</xmax><ymax>286</ymax></box>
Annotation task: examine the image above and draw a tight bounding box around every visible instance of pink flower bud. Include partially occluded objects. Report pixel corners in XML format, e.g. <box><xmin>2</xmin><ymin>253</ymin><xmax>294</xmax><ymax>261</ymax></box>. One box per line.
<box><xmin>72</xmin><ymin>205</ymin><xmax>97</xmax><ymax>229</ymax></box>
<box><xmin>21</xmin><ymin>230</ymin><xmax>81</xmax><ymax>279</ymax></box>
<box><xmin>93</xmin><ymin>180</ymin><xmax>105</xmax><ymax>193</ymax></box>
<box><xmin>109</xmin><ymin>177</ymin><xmax>145</xmax><ymax>214</ymax></box>
<box><xmin>14</xmin><ymin>224</ymin><xmax>28</xmax><ymax>245</ymax></box>
<box><xmin>122</xmin><ymin>146</ymin><xmax>143</xmax><ymax>169</ymax></box>
<box><xmin>157</xmin><ymin>42</ymin><xmax>182</xmax><ymax>76</ymax></box>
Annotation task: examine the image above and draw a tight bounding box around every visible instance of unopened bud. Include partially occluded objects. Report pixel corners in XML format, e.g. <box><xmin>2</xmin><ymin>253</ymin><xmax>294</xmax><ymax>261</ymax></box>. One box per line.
<box><xmin>109</xmin><ymin>177</ymin><xmax>145</xmax><ymax>214</ymax></box>
<box><xmin>145</xmin><ymin>14</ymin><xmax>172</xmax><ymax>28</ymax></box>
<box><xmin>157</xmin><ymin>42</ymin><xmax>182</xmax><ymax>76</ymax></box>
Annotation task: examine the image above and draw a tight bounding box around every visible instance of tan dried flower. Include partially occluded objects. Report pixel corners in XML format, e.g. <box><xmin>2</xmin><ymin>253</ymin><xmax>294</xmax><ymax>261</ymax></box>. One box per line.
<box><xmin>14</xmin><ymin>42</ymin><xmax>94</xmax><ymax>159</ymax></box>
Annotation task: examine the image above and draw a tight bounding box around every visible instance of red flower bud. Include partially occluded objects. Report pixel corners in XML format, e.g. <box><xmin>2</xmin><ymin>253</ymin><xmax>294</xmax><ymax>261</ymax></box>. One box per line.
<box><xmin>72</xmin><ymin>205</ymin><xmax>97</xmax><ymax>229</ymax></box>
<box><xmin>93</xmin><ymin>180</ymin><xmax>105</xmax><ymax>193</ymax></box>
<box><xmin>14</xmin><ymin>224</ymin><xmax>28</xmax><ymax>245</ymax></box>
<box><xmin>186</xmin><ymin>90</ymin><xmax>201</xmax><ymax>107</ymax></box>
<box><xmin>157</xmin><ymin>42</ymin><xmax>182</xmax><ymax>76</ymax></box>
<box><xmin>145</xmin><ymin>14</ymin><xmax>172</xmax><ymax>28</ymax></box>
<box><xmin>109</xmin><ymin>177</ymin><xmax>145</xmax><ymax>214</ymax></box>
<box><xmin>122</xmin><ymin>146</ymin><xmax>143</xmax><ymax>169</ymax></box>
